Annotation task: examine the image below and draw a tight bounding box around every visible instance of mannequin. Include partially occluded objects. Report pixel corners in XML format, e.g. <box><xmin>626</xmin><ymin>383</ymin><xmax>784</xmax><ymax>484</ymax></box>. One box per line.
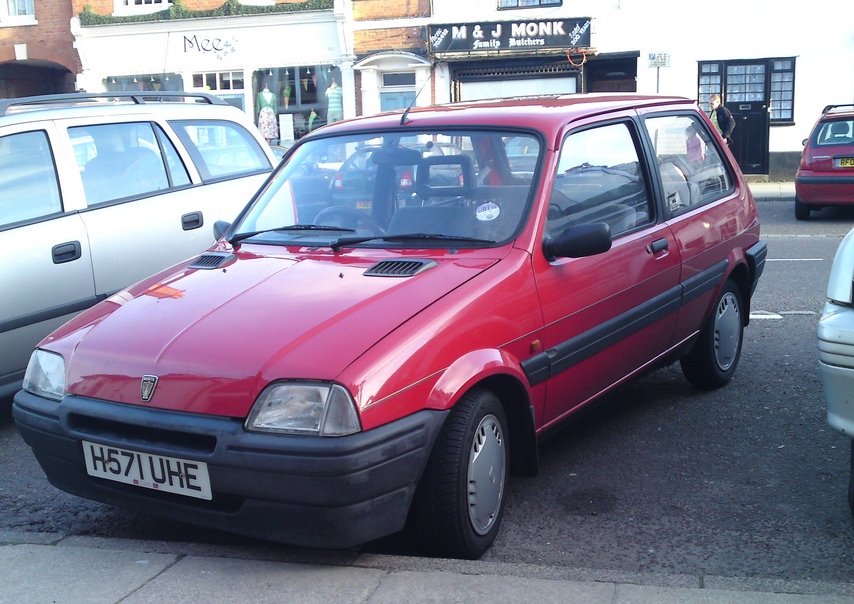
<box><xmin>325</xmin><ymin>80</ymin><xmax>343</xmax><ymax>123</ymax></box>
<box><xmin>256</xmin><ymin>82</ymin><xmax>278</xmax><ymax>143</ymax></box>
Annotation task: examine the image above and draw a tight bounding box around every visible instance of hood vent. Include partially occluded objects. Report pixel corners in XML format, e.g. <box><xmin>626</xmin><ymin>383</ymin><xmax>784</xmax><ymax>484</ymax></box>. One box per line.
<box><xmin>188</xmin><ymin>252</ymin><xmax>237</xmax><ymax>270</ymax></box>
<box><xmin>364</xmin><ymin>259</ymin><xmax>438</xmax><ymax>277</ymax></box>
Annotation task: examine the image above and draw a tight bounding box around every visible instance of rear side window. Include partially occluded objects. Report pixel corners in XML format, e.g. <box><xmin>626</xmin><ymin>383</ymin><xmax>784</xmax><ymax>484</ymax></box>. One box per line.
<box><xmin>814</xmin><ymin>120</ymin><xmax>854</xmax><ymax>147</ymax></box>
<box><xmin>71</xmin><ymin>122</ymin><xmax>180</xmax><ymax>205</ymax></box>
<box><xmin>644</xmin><ymin>114</ymin><xmax>733</xmax><ymax>215</ymax></box>
<box><xmin>548</xmin><ymin>122</ymin><xmax>652</xmax><ymax>239</ymax></box>
<box><xmin>169</xmin><ymin>119</ymin><xmax>271</xmax><ymax>181</ymax></box>
<box><xmin>0</xmin><ymin>130</ymin><xmax>62</xmax><ymax>227</ymax></box>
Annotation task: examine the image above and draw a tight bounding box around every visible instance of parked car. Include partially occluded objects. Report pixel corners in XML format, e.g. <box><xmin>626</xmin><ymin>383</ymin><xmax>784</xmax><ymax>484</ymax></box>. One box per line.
<box><xmin>13</xmin><ymin>94</ymin><xmax>766</xmax><ymax>559</ymax></box>
<box><xmin>0</xmin><ymin>92</ymin><xmax>275</xmax><ymax>400</ymax></box>
<box><xmin>794</xmin><ymin>104</ymin><xmax>854</xmax><ymax>220</ymax></box>
<box><xmin>818</xmin><ymin>226</ymin><xmax>854</xmax><ymax>512</ymax></box>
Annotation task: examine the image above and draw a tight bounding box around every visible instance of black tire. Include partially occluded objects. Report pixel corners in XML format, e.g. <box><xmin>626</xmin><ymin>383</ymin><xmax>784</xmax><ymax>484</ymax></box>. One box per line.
<box><xmin>794</xmin><ymin>198</ymin><xmax>811</xmax><ymax>221</ymax></box>
<box><xmin>680</xmin><ymin>279</ymin><xmax>744</xmax><ymax>389</ymax></box>
<box><xmin>408</xmin><ymin>388</ymin><xmax>508</xmax><ymax>559</ymax></box>
<box><xmin>848</xmin><ymin>440</ymin><xmax>854</xmax><ymax>514</ymax></box>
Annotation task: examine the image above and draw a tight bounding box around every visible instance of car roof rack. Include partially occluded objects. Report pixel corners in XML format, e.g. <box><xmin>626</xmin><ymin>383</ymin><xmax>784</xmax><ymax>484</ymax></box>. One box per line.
<box><xmin>0</xmin><ymin>91</ymin><xmax>227</xmax><ymax>117</ymax></box>
<box><xmin>822</xmin><ymin>104</ymin><xmax>854</xmax><ymax>115</ymax></box>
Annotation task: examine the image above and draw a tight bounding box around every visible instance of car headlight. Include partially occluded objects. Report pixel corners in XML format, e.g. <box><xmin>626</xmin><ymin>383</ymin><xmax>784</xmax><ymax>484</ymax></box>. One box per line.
<box><xmin>22</xmin><ymin>350</ymin><xmax>66</xmax><ymax>401</ymax></box>
<box><xmin>245</xmin><ymin>382</ymin><xmax>361</xmax><ymax>436</ymax></box>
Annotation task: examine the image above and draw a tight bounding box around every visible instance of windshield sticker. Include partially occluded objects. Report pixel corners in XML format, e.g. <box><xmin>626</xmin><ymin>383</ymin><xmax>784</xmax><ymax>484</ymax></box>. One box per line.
<box><xmin>476</xmin><ymin>202</ymin><xmax>501</xmax><ymax>221</ymax></box>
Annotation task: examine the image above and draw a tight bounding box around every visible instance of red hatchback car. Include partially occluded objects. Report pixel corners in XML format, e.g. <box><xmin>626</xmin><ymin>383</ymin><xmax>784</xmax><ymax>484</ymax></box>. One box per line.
<box><xmin>14</xmin><ymin>95</ymin><xmax>766</xmax><ymax>559</ymax></box>
<box><xmin>795</xmin><ymin>104</ymin><xmax>854</xmax><ymax>220</ymax></box>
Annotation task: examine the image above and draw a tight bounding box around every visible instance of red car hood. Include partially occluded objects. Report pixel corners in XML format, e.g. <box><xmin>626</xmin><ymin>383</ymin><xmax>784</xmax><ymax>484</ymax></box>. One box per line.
<box><xmin>53</xmin><ymin>248</ymin><xmax>499</xmax><ymax>417</ymax></box>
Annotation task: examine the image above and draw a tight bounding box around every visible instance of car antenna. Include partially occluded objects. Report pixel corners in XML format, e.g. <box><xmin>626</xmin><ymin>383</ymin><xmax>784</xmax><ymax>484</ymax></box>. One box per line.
<box><xmin>400</xmin><ymin>62</ymin><xmax>436</xmax><ymax>126</ymax></box>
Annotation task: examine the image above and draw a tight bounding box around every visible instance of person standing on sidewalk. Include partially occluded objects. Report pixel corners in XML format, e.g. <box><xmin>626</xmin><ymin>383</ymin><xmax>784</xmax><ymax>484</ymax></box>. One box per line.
<box><xmin>709</xmin><ymin>94</ymin><xmax>735</xmax><ymax>145</ymax></box>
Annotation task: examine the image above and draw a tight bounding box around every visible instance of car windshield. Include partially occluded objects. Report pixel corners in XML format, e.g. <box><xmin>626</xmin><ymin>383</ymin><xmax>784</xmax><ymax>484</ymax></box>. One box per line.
<box><xmin>231</xmin><ymin>130</ymin><xmax>540</xmax><ymax>249</ymax></box>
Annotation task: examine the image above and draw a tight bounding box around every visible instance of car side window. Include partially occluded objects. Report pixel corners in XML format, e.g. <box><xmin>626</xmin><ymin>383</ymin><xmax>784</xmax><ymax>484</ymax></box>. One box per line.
<box><xmin>169</xmin><ymin>119</ymin><xmax>271</xmax><ymax>181</ymax></box>
<box><xmin>547</xmin><ymin>122</ymin><xmax>652</xmax><ymax>239</ymax></box>
<box><xmin>643</xmin><ymin>114</ymin><xmax>733</xmax><ymax>215</ymax></box>
<box><xmin>0</xmin><ymin>130</ymin><xmax>62</xmax><ymax>228</ymax></box>
<box><xmin>71</xmin><ymin>122</ymin><xmax>171</xmax><ymax>205</ymax></box>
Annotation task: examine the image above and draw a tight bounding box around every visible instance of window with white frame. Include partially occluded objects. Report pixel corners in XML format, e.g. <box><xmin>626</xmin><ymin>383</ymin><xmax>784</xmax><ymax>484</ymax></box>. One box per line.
<box><xmin>2</xmin><ymin>0</ymin><xmax>36</xmax><ymax>24</ymax></box>
<box><xmin>113</xmin><ymin>0</ymin><xmax>172</xmax><ymax>16</ymax></box>
<box><xmin>498</xmin><ymin>0</ymin><xmax>561</xmax><ymax>8</ymax></box>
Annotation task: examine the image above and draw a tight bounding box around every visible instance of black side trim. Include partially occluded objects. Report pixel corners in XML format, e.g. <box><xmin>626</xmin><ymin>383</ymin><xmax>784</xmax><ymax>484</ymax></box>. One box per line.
<box><xmin>746</xmin><ymin>240</ymin><xmax>768</xmax><ymax>296</ymax></box>
<box><xmin>522</xmin><ymin>261</ymin><xmax>729</xmax><ymax>386</ymax></box>
<box><xmin>0</xmin><ymin>294</ymin><xmax>105</xmax><ymax>334</ymax></box>
<box><xmin>796</xmin><ymin>175</ymin><xmax>854</xmax><ymax>186</ymax></box>
<box><xmin>682</xmin><ymin>260</ymin><xmax>728</xmax><ymax>305</ymax></box>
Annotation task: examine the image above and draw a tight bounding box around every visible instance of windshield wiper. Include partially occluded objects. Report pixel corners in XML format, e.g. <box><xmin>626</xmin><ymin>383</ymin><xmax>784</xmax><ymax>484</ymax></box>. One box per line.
<box><xmin>329</xmin><ymin>232</ymin><xmax>495</xmax><ymax>251</ymax></box>
<box><xmin>229</xmin><ymin>224</ymin><xmax>355</xmax><ymax>245</ymax></box>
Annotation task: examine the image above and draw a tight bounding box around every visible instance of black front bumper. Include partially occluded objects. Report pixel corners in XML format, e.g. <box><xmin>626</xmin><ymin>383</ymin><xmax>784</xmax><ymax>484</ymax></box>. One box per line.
<box><xmin>13</xmin><ymin>390</ymin><xmax>447</xmax><ymax>549</ymax></box>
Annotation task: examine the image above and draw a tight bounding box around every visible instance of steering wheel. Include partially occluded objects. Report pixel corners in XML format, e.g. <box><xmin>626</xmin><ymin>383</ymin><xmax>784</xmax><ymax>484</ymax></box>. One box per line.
<box><xmin>313</xmin><ymin>206</ymin><xmax>386</xmax><ymax>235</ymax></box>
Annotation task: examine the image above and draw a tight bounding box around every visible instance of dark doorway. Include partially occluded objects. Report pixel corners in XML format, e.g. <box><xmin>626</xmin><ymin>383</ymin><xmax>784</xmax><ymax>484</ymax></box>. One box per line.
<box><xmin>724</xmin><ymin>62</ymin><xmax>769</xmax><ymax>174</ymax></box>
<box><xmin>729</xmin><ymin>99</ymin><xmax>769</xmax><ymax>174</ymax></box>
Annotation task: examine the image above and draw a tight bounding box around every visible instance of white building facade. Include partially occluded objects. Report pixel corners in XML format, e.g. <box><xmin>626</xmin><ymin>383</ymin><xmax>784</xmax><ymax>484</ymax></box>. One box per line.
<box><xmin>70</xmin><ymin>0</ymin><xmax>854</xmax><ymax>179</ymax></box>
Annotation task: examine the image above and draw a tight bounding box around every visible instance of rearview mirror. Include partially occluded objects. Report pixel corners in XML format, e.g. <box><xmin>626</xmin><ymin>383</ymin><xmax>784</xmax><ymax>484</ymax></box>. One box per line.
<box><xmin>543</xmin><ymin>222</ymin><xmax>612</xmax><ymax>261</ymax></box>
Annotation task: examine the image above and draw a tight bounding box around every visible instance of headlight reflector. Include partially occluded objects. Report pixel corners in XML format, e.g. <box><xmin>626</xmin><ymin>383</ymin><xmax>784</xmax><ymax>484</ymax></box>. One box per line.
<box><xmin>245</xmin><ymin>382</ymin><xmax>360</xmax><ymax>436</ymax></box>
<box><xmin>22</xmin><ymin>350</ymin><xmax>66</xmax><ymax>401</ymax></box>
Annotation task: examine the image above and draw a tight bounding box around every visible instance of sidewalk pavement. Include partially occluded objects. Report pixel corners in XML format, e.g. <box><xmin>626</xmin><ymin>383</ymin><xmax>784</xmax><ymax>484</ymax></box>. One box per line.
<box><xmin>747</xmin><ymin>180</ymin><xmax>796</xmax><ymax>202</ymax></box>
<box><xmin>2</xmin><ymin>531</ymin><xmax>852</xmax><ymax>603</ymax></box>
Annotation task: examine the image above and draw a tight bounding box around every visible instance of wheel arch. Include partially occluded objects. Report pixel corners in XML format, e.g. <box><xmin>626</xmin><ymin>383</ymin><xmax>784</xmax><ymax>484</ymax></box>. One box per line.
<box><xmin>429</xmin><ymin>349</ymin><xmax>539</xmax><ymax>478</ymax></box>
<box><xmin>725</xmin><ymin>259</ymin><xmax>752</xmax><ymax>325</ymax></box>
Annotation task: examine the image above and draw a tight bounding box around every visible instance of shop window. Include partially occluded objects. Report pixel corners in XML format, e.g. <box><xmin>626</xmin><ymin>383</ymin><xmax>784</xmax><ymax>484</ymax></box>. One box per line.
<box><xmin>104</xmin><ymin>74</ymin><xmax>184</xmax><ymax>93</ymax></box>
<box><xmin>498</xmin><ymin>0</ymin><xmax>561</xmax><ymax>8</ymax></box>
<box><xmin>253</xmin><ymin>65</ymin><xmax>341</xmax><ymax>142</ymax></box>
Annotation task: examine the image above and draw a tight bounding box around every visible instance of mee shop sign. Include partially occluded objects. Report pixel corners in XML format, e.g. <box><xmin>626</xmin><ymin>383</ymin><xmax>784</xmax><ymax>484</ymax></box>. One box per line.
<box><xmin>428</xmin><ymin>18</ymin><xmax>591</xmax><ymax>54</ymax></box>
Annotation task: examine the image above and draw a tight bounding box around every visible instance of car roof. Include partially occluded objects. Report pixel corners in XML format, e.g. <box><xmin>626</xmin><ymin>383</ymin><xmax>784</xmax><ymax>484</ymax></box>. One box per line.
<box><xmin>0</xmin><ymin>92</ymin><xmax>241</xmax><ymax>126</ymax></box>
<box><xmin>313</xmin><ymin>93</ymin><xmax>695</xmax><ymax>138</ymax></box>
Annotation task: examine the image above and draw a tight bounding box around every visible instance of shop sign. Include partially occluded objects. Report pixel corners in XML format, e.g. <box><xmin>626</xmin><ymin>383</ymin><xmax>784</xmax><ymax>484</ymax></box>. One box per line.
<box><xmin>428</xmin><ymin>18</ymin><xmax>591</xmax><ymax>54</ymax></box>
<box><xmin>183</xmin><ymin>34</ymin><xmax>239</xmax><ymax>61</ymax></box>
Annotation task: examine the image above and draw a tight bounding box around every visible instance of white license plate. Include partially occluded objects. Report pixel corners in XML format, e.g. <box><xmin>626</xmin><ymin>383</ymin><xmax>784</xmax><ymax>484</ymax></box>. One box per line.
<box><xmin>82</xmin><ymin>440</ymin><xmax>212</xmax><ymax>500</ymax></box>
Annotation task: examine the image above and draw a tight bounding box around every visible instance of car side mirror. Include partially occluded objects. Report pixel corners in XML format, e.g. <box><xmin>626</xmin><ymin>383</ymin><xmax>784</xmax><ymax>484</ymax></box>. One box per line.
<box><xmin>214</xmin><ymin>220</ymin><xmax>231</xmax><ymax>240</ymax></box>
<box><xmin>543</xmin><ymin>222</ymin><xmax>612</xmax><ymax>261</ymax></box>
<box><xmin>802</xmin><ymin>138</ymin><xmax>808</xmax><ymax>147</ymax></box>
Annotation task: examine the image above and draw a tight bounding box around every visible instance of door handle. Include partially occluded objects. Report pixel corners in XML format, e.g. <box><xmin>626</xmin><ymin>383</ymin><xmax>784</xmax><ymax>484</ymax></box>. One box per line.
<box><xmin>52</xmin><ymin>241</ymin><xmax>82</xmax><ymax>264</ymax></box>
<box><xmin>647</xmin><ymin>238</ymin><xmax>668</xmax><ymax>254</ymax></box>
<box><xmin>182</xmin><ymin>211</ymin><xmax>204</xmax><ymax>231</ymax></box>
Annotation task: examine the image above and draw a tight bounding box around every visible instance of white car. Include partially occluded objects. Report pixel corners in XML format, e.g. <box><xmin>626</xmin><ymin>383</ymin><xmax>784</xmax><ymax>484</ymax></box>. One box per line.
<box><xmin>818</xmin><ymin>226</ymin><xmax>854</xmax><ymax>511</ymax></box>
<box><xmin>0</xmin><ymin>92</ymin><xmax>275</xmax><ymax>399</ymax></box>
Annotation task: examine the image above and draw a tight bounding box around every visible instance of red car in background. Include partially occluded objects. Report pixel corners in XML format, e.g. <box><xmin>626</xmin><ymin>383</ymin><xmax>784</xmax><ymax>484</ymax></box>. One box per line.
<box><xmin>14</xmin><ymin>94</ymin><xmax>766</xmax><ymax>559</ymax></box>
<box><xmin>795</xmin><ymin>104</ymin><xmax>854</xmax><ymax>220</ymax></box>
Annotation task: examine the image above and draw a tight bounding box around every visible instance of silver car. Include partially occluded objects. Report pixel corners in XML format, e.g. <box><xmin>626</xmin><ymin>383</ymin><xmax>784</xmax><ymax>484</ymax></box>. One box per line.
<box><xmin>818</xmin><ymin>225</ymin><xmax>854</xmax><ymax>512</ymax></box>
<box><xmin>0</xmin><ymin>92</ymin><xmax>275</xmax><ymax>399</ymax></box>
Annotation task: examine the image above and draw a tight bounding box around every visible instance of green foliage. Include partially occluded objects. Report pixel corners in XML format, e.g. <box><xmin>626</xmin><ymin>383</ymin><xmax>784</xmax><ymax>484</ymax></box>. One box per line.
<box><xmin>79</xmin><ymin>0</ymin><xmax>333</xmax><ymax>26</ymax></box>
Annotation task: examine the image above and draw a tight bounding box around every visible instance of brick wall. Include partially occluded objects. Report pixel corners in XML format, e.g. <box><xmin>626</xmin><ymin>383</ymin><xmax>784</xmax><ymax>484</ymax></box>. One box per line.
<box><xmin>71</xmin><ymin>0</ymin><xmax>315</xmax><ymax>14</ymax></box>
<box><xmin>352</xmin><ymin>0</ymin><xmax>430</xmax><ymax>21</ymax></box>
<box><xmin>354</xmin><ymin>27</ymin><xmax>425</xmax><ymax>55</ymax></box>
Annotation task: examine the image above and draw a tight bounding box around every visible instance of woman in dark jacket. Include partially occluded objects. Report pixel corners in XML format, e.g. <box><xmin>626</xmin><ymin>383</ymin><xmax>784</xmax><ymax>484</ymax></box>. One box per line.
<box><xmin>710</xmin><ymin>94</ymin><xmax>735</xmax><ymax>144</ymax></box>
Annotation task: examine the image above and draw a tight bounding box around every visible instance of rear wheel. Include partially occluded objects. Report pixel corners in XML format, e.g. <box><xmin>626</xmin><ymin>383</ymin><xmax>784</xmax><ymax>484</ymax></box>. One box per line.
<box><xmin>794</xmin><ymin>198</ymin><xmax>812</xmax><ymax>220</ymax></box>
<box><xmin>408</xmin><ymin>389</ymin><xmax>508</xmax><ymax>559</ymax></box>
<box><xmin>680</xmin><ymin>279</ymin><xmax>744</xmax><ymax>389</ymax></box>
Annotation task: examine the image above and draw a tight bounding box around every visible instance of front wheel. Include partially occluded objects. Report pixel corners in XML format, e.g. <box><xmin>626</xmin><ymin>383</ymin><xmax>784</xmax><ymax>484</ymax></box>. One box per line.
<box><xmin>680</xmin><ymin>279</ymin><xmax>744</xmax><ymax>389</ymax></box>
<box><xmin>408</xmin><ymin>389</ymin><xmax>508</xmax><ymax>559</ymax></box>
